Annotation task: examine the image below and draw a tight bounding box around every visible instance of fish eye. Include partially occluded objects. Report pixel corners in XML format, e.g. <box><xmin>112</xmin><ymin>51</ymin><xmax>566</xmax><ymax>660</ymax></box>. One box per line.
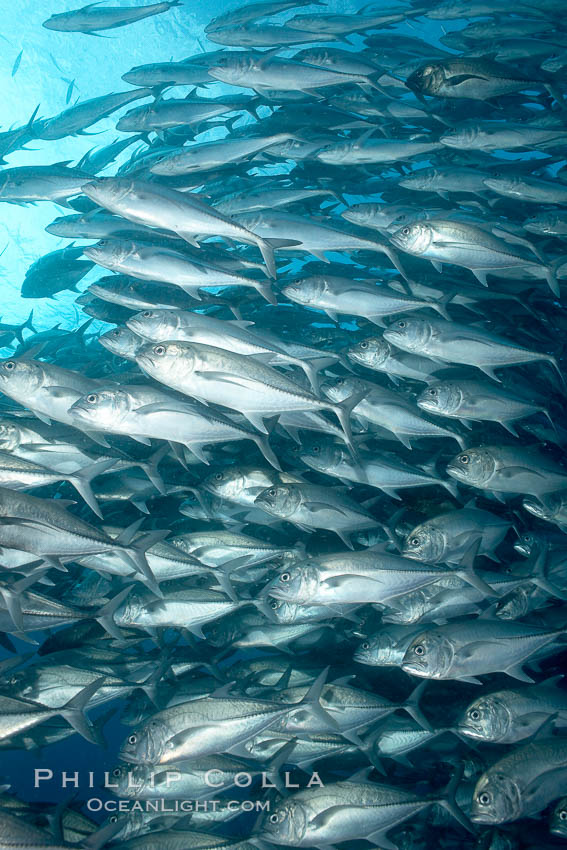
<box><xmin>270</xmin><ymin>600</ymin><xmax>279</xmax><ymax>609</ymax></box>
<box><xmin>523</xmin><ymin>535</ymin><xmax>531</xmax><ymax>542</ymax></box>
<box><xmin>410</xmin><ymin>538</ymin><xmax>419</xmax><ymax>546</ymax></box>
<box><xmin>459</xmin><ymin>454</ymin><xmax>469</xmax><ymax>464</ymax></box>
<box><xmin>469</xmin><ymin>709</ymin><xmax>481</xmax><ymax>721</ymax></box>
<box><xmin>112</xmin><ymin>768</ymin><xmax>121</xmax><ymax>777</ymax></box>
<box><xmin>401</xmin><ymin>227</ymin><xmax>410</xmax><ymax>236</ymax></box>
<box><xmin>214</xmin><ymin>472</ymin><xmax>224</xmax><ymax>481</ymax></box>
<box><xmin>362</xmin><ymin>641</ymin><xmax>370</xmax><ymax>650</ymax></box>
<box><xmin>128</xmin><ymin>734</ymin><xmax>137</xmax><ymax>745</ymax></box>
<box><xmin>414</xmin><ymin>644</ymin><xmax>425</xmax><ymax>656</ymax></box>
<box><xmin>154</xmin><ymin>345</ymin><xmax>166</xmax><ymax>356</ymax></box>
<box><xmin>268</xmin><ymin>488</ymin><xmax>277</xmax><ymax>497</ymax></box>
<box><xmin>109</xmin><ymin>816</ymin><xmax>118</xmax><ymax>823</ymax></box>
<box><xmin>269</xmin><ymin>814</ymin><xmax>279</xmax><ymax>824</ymax></box>
<box><xmin>142</xmin><ymin>311</ymin><xmax>152</xmax><ymax>318</ymax></box>
<box><xmin>397</xmin><ymin>320</ymin><xmax>406</xmax><ymax>328</ymax></box>
<box><xmin>313</xmin><ymin>445</ymin><xmax>320</xmax><ymax>453</ymax></box>
<box><xmin>360</xmin><ymin>341</ymin><xmax>368</xmax><ymax>349</ymax></box>
<box><xmin>560</xmin><ymin>811</ymin><xmax>567</xmax><ymax>821</ymax></box>
<box><xmin>86</xmin><ymin>394</ymin><xmax>98</xmax><ymax>404</ymax></box>
<box><xmin>428</xmin><ymin>388</ymin><xmax>437</xmax><ymax>396</ymax></box>
<box><xmin>478</xmin><ymin>792</ymin><xmax>491</xmax><ymax>806</ymax></box>
<box><xmin>280</xmin><ymin>572</ymin><xmax>291</xmax><ymax>582</ymax></box>
<box><xmin>4</xmin><ymin>361</ymin><xmax>15</xmax><ymax>371</ymax></box>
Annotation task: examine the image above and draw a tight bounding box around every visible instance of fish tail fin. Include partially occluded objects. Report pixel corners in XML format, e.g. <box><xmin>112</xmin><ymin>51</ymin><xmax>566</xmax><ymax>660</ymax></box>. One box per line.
<box><xmin>455</xmin><ymin>539</ymin><xmax>499</xmax><ymax>598</ymax></box>
<box><xmin>403</xmin><ymin>680</ymin><xmax>432</xmax><ymax>731</ymax></box>
<box><xmin>59</xmin><ymin>676</ymin><xmax>106</xmax><ymax>745</ymax></box>
<box><xmin>253</xmin><ymin>430</ymin><xmax>281</xmax><ymax>471</ymax></box>
<box><xmin>431</xmin><ymin>289</ymin><xmax>455</xmax><ymax>321</ymax></box>
<box><xmin>545</xmin><ymin>255</ymin><xmax>564</xmax><ymax>297</ymax></box>
<box><xmin>546</xmin><ymin>353</ymin><xmax>567</xmax><ymax>394</ymax></box>
<box><xmin>264</xmin><ymin>738</ymin><xmax>299</xmax><ymax>792</ymax></box>
<box><xmin>297</xmin><ymin>666</ymin><xmax>338</xmax><ymax>730</ymax></box>
<box><xmin>331</xmin><ymin>386</ymin><xmax>369</xmax><ymax>455</ymax></box>
<box><xmin>532</xmin><ymin>547</ymin><xmax>567</xmax><ymax>601</ymax></box>
<box><xmin>256</xmin><ymin>237</ymin><xmax>277</xmax><ymax>279</ymax></box>
<box><xmin>254</xmin><ymin>280</ymin><xmax>277</xmax><ymax>304</ymax></box>
<box><xmin>70</xmin><ymin>457</ymin><xmax>115</xmax><ymax>518</ymax></box>
<box><xmin>26</xmin><ymin>103</ymin><xmax>41</xmax><ymax>135</ymax></box>
<box><xmin>138</xmin><ymin>443</ymin><xmax>168</xmax><ymax>494</ymax></box>
<box><xmin>95</xmin><ymin>585</ymin><xmax>134</xmax><ymax>641</ymax></box>
<box><xmin>437</xmin><ymin>764</ymin><xmax>473</xmax><ymax>833</ymax></box>
<box><xmin>124</xmin><ymin>529</ymin><xmax>169</xmax><ymax>596</ymax></box>
<box><xmin>299</xmin><ymin>358</ymin><xmax>321</xmax><ymax>394</ymax></box>
<box><xmin>15</xmin><ymin>308</ymin><xmax>35</xmax><ymax>342</ymax></box>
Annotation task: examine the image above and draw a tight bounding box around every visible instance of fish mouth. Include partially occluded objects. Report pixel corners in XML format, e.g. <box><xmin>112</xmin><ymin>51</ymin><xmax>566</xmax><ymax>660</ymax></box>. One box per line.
<box><xmin>81</xmin><ymin>246</ymin><xmax>100</xmax><ymax>262</ymax></box>
<box><xmin>136</xmin><ymin>353</ymin><xmax>155</xmax><ymax>372</ymax></box>
<box><xmin>382</xmin><ymin>328</ymin><xmax>403</xmax><ymax>343</ymax></box>
<box><xmin>416</xmin><ymin>399</ymin><xmax>437</xmax><ymax>412</ymax></box>
<box><xmin>88</xmin><ymin>283</ymin><xmax>112</xmax><ymax>299</ymax></box>
<box><xmin>457</xmin><ymin>723</ymin><xmax>484</xmax><ymax>740</ymax></box>
<box><xmin>81</xmin><ymin>181</ymin><xmax>100</xmax><ymax>200</ymax></box>
<box><xmin>401</xmin><ymin>658</ymin><xmax>428</xmax><ymax>676</ymax></box>
<box><xmin>68</xmin><ymin>401</ymin><xmax>90</xmax><ymax>420</ymax></box>
<box><xmin>470</xmin><ymin>809</ymin><xmax>499</xmax><ymax>825</ymax></box>
<box><xmin>117</xmin><ymin>749</ymin><xmax>144</xmax><ymax>765</ymax></box>
<box><xmin>268</xmin><ymin>585</ymin><xmax>296</xmax><ymax>601</ymax></box>
<box><xmin>300</xmin><ymin>455</ymin><xmax>324</xmax><ymax>469</ymax></box>
<box><xmin>125</xmin><ymin>319</ymin><xmax>144</xmax><ymax>335</ymax></box>
<box><xmin>281</xmin><ymin>286</ymin><xmax>307</xmax><ymax>303</ymax></box>
<box><xmin>98</xmin><ymin>337</ymin><xmax>119</xmax><ymax>354</ymax></box>
<box><xmin>387</xmin><ymin>234</ymin><xmax>406</xmax><ymax>250</ymax></box>
<box><xmin>482</xmin><ymin>178</ymin><xmax>502</xmax><ymax>191</ymax></box>
<box><xmin>445</xmin><ymin>463</ymin><xmax>468</xmax><ymax>482</ymax></box>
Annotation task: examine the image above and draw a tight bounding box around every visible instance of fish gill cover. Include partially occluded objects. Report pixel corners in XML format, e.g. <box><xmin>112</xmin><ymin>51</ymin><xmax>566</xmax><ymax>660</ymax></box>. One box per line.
<box><xmin>0</xmin><ymin>0</ymin><xmax>566</xmax><ymax>848</ymax></box>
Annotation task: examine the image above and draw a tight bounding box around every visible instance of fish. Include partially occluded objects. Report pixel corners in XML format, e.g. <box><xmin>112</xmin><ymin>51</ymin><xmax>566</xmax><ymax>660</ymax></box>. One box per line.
<box><xmin>69</xmin><ymin>384</ymin><xmax>280</xmax><ymax>469</ymax></box>
<box><xmin>446</xmin><ymin>445</ymin><xmax>567</xmax><ymax>499</ymax></box>
<box><xmin>402</xmin><ymin>507</ymin><xmax>510</xmax><ymax>564</ymax></box>
<box><xmin>36</xmin><ymin>90</ymin><xmax>153</xmax><ymax>140</ymax></box>
<box><xmin>471</xmin><ymin>734</ymin><xmax>567</xmax><ymax>824</ymax></box>
<box><xmin>416</xmin><ymin>378</ymin><xmax>552</xmax><ymax>436</ymax></box>
<box><xmin>402</xmin><ymin>619</ymin><xmax>567</xmax><ymax>683</ymax></box>
<box><xmin>11</xmin><ymin>49</ymin><xmax>23</xmax><ymax>78</ymax></box>
<box><xmin>0</xmin><ymin>163</ymin><xmax>93</xmax><ymax>206</ymax></box>
<box><xmin>282</xmin><ymin>275</ymin><xmax>449</xmax><ymax>325</ymax></box>
<box><xmin>263</xmin><ymin>773</ymin><xmax>469</xmax><ymax>848</ymax></box>
<box><xmin>82</xmin><ymin>178</ymin><xmax>279</xmax><ymax>279</ymax></box>
<box><xmin>383</xmin><ymin>317</ymin><xmax>563</xmax><ymax>384</ymax></box>
<box><xmin>134</xmin><ymin>340</ymin><xmax>360</xmax><ymax>445</ymax></box>
<box><xmin>390</xmin><ymin>219</ymin><xmax>563</xmax><ymax>295</ymax></box>
<box><xmin>406</xmin><ymin>57</ymin><xmax>556</xmax><ymax>102</ymax></box>
<box><xmin>43</xmin><ymin>1</ymin><xmax>182</xmax><ymax>33</ymax></box>
<box><xmin>266</xmin><ymin>546</ymin><xmax>493</xmax><ymax>606</ymax></box>
<box><xmin>458</xmin><ymin>678</ymin><xmax>567</xmax><ymax>744</ymax></box>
